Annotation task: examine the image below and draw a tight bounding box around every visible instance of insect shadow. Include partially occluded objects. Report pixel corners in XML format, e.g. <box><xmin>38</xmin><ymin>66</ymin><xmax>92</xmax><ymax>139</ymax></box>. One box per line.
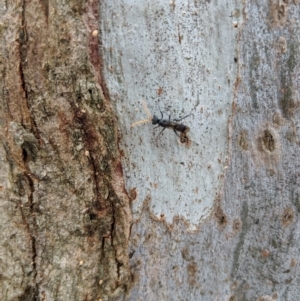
<box><xmin>131</xmin><ymin>100</ymin><xmax>198</xmax><ymax>146</ymax></box>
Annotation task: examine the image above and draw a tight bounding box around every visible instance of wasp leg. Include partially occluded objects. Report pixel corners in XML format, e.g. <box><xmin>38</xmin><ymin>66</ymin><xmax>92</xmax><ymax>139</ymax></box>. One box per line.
<box><xmin>173</xmin><ymin>129</ymin><xmax>181</xmax><ymax>138</ymax></box>
<box><xmin>174</xmin><ymin>114</ymin><xmax>192</xmax><ymax>122</ymax></box>
<box><xmin>156</xmin><ymin>127</ymin><xmax>166</xmax><ymax>139</ymax></box>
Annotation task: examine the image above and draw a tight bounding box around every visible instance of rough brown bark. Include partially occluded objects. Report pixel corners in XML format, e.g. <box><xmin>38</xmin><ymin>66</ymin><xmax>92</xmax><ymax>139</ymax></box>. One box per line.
<box><xmin>0</xmin><ymin>1</ymin><xmax>131</xmax><ymax>300</ymax></box>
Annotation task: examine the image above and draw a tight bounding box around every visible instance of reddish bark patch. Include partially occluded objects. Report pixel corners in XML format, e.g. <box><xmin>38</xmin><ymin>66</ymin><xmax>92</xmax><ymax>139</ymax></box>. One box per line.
<box><xmin>281</xmin><ymin>208</ymin><xmax>294</xmax><ymax>227</ymax></box>
<box><xmin>39</xmin><ymin>0</ymin><xmax>49</xmax><ymax>21</ymax></box>
<box><xmin>57</xmin><ymin>110</ymin><xmax>73</xmax><ymax>148</ymax></box>
<box><xmin>115</xmin><ymin>161</ymin><xmax>124</xmax><ymax>178</ymax></box>
<box><xmin>238</xmin><ymin>131</ymin><xmax>249</xmax><ymax>151</ymax></box>
<box><xmin>157</xmin><ymin>86</ymin><xmax>163</xmax><ymax>96</ymax></box>
<box><xmin>187</xmin><ymin>262</ymin><xmax>198</xmax><ymax>286</ymax></box>
<box><xmin>85</xmin><ymin>0</ymin><xmax>110</xmax><ymax>100</ymax></box>
<box><xmin>215</xmin><ymin>205</ymin><xmax>227</xmax><ymax>227</ymax></box>
<box><xmin>262</xmin><ymin>130</ymin><xmax>275</xmax><ymax>152</ymax></box>
<box><xmin>232</xmin><ymin>218</ymin><xmax>242</xmax><ymax>233</ymax></box>
<box><xmin>129</xmin><ymin>187</ymin><xmax>137</xmax><ymax>202</ymax></box>
<box><xmin>74</xmin><ymin>108</ymin><xmax>99</xmax><ymax>152</ymax></box>
<box><xmin>260</xmin><ymin>249</ymin><xmax>270</xmax><ymax>258</ymax></box>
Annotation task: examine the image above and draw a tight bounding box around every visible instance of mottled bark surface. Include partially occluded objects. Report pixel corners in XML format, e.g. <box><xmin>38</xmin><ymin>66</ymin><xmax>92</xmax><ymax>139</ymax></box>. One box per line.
<box><xmin>99</xmin><ymin>0</ymin><xmax>300</xmax><ymax>301</ymax></box>
<box><xmin>0</xmin><ymin>1</ymin><xmax>131</xmax><ymax>301</ymax></box>
<box><xmin>1</xmin><ymin>0</ymin><xmax>300</xmax><ymax>301</ymax></box>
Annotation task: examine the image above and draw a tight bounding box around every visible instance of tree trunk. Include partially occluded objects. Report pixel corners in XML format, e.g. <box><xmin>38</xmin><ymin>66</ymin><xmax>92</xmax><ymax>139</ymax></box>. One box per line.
<box><xmin>100</xmin><ymin>0</ymin><xmax>300</xmax><ymax>301</ymax></box>
<box><xmin>1</xmin><ymin>0</ymin><xmax>300</xmax><ymax>301</ymax></box>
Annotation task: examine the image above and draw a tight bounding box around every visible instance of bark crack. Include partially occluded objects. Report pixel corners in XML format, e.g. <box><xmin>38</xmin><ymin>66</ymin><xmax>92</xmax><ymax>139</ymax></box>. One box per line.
<box><xmin>72</xmin><ymin>107</ymin><xmax>106</xmax><ymax>211</ymax></box>
<box><xmin>19</xmin><ymin>0</ymin><xmax>28</xmax><ymax>101</ymax></box>
<box><xmin>19</xmin><ymin>172</ymin><xmax>39</xmax><ymax>301</ymax></box>
<box><xmin>21</xmin><ymin>166</ymin><xmax>38</xmax><ymax>300</ymax></box>
<box><xmin>24</xmin><ymin>172</ymin><xmax>38</xmax><ymax>268</ymax></box>
<box><xmin>17</xmin><ymin>2</ymin><xmax>39</xmax><ymax>299</ymax></box>
<box><xmin>71</xmin><ymin>102</ymin><xmax>130</xmax><ymax>294</ymax></box>
<box><xmin>18</xmin><ymin>0</ymin><xmax>40</xmax><ymax>141</ymax></box>
<box><xmin>110</xmin><ymin>202</ymin><xmax>121</xmax><ymax>280</ymax></box>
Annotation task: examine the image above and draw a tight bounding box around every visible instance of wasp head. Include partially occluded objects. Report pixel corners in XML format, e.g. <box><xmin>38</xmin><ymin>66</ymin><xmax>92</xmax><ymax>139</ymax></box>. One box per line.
<box><xmin>152</xmin><ymin>115</ymin><xmax>159</xmax><ymax>125</ymax></box>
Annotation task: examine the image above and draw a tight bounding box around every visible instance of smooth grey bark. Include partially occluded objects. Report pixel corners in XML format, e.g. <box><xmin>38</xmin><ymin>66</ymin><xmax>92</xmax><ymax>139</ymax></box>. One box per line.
<box><xmin>100</xmin><ymin>0</ymin><xmax>300</xmax><ymax>301</ymax></box>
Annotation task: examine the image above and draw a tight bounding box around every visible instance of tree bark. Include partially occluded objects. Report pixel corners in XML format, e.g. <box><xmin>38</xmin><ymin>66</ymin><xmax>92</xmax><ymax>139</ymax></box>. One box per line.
<box><xmin>2</xmin><ymin>0</ymin><xmax>300</xmax><ymax>301</ymax></box>
<box><xmin>0</xmin><ymin>1</ymin><xmax>131</xmax><ymax>300</ymax></box>
<box><xmin>100</xmin><ymin>0</ymin><xmax>300</xmax><ymax>301</ymax></box>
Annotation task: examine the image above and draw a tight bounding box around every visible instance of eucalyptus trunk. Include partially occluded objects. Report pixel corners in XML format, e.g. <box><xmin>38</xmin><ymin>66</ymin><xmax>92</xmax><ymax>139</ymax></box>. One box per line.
<box><xmin>1</xmin><ymin>1</ymin><xmax>300</xmax><ymax>301</ymax></box>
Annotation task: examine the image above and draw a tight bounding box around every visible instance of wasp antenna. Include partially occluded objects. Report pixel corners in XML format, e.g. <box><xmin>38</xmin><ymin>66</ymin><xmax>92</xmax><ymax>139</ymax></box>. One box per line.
<box><xmin>131</xmin><ymin>118</ymin><xmax>151</xmax><ymax>128</ymax></box>
<box><xmin>157</xmin><ymin>100</ymin><xmax>164</xmax><ymax>118</ymax></box>
<box><xmin>190</xmin><ymin>139</ymin><xmax>199</xmax><ymax>146</ymax></box>
<box><xmin>142</xmin><ymin>99</ymin><xmax>153</xmax><ymax>119</ymax></box>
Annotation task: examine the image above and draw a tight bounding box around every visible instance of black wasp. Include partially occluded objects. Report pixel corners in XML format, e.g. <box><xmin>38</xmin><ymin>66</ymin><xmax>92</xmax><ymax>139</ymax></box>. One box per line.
<box><xmin>151</xmin><ymin>111</ymin><xmax>192</xmax><ymax>144</ymax></box>
<box><xmin>131</xmin><ymin>100</ymin><xmax>197</xmax><ymax>146</ymax></box>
